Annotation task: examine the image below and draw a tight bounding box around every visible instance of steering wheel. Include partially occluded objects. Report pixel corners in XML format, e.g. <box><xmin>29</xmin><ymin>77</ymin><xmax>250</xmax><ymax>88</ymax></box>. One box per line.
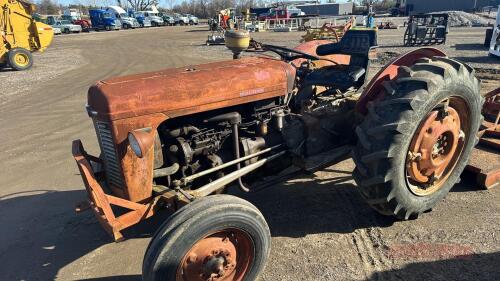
<box><xmin>261</xmin><ymin>44</ymin><xmax>338</xmax><ymax>65</ymax></box>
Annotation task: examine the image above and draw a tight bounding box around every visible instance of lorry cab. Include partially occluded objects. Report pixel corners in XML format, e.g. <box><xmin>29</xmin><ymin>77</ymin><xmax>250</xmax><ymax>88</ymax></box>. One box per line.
<box><xmin>89</xmin><ymin>9</ymin><xmax>121</xmax><ymax>31</ymax></box>
<box><xmin>141</xmin><ymin>11</ymin><xmax>164</xmax><ymax>27</ymax></box>
<box><xmin>133</xmin><ymin>11</ymin><xmax>152</xmax><ymax>27</ymax></box>
<box><xmin>106</xmin><ymin>6</ymin><xmax>139</xmax><ymax>29</ymax></box>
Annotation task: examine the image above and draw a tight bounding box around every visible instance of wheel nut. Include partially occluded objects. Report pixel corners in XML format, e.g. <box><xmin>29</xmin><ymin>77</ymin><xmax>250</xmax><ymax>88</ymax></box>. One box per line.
<box><xmin>187</xmin><ymin>253</ymin><xmax>197</xmax><ymax>263</ymax></box>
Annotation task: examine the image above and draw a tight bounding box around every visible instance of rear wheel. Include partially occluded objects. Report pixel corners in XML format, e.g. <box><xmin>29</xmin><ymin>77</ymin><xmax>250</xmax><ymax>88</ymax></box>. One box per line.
<box><xmin>353</xmin><ymin>56</ymin><xmax>483</xmax><ymax>220</ymax></box>
<box><xmin>143</xmin><ymin>195</ymin><xmax>271</xmax><ymax>281</ymax></box>
<box><xmin>8</xmin><ymin>48</ymin><xmax>33</xmax><ymax>71</ymax></box>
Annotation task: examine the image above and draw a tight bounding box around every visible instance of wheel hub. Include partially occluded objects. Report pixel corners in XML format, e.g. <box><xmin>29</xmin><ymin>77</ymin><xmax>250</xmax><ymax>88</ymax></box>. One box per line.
<box><xmin>407</xmin><ymin>104</ymin><xmax>463</xmax><ymax>195</ymax></box>
<box><xmin>14</xmin><ymin>53</ymin><xmax>29</xmax><ymax>67</ymax></box>
<box><xmin>177</xmin><ymin>229</ymin><xmax>251</xmax><ymax>281</ymax></box>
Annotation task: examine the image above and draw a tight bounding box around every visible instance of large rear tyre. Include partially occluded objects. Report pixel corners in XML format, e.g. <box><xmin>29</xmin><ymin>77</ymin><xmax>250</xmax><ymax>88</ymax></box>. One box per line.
<box><xmin>353</xmin><ymin>56</ymin><xmax>483</xmax><ymax>220</ymax></box>
<box><xmin>143</xmin><ymin>195</ymin><xmax>271</xmax><ymax>281</ymax></box>
<box><xmin>8</xmin><ymin>48</ymin><xmax>33</xmax><ymax>71</ymax></box>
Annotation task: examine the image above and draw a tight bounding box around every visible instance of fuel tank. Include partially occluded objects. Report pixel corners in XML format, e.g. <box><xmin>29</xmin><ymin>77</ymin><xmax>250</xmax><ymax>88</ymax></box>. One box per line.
<box><xmin>88</xmin><ymin>56</ymin><xmax>296</xmax><ymax>121</ymax></box>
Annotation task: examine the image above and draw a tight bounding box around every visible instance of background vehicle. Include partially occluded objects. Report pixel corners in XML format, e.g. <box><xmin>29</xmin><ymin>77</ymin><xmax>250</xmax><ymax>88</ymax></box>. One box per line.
<box><xmin>173</xmin><ymin>13</ymin><xmax>189</xmax><ymax>25</ymax></box>
<box><xmin>89</xmin><ymin>9</ymin><xmax>121</xmax><ymax>31</ymax></box>
<box><xmin>73</xmin><ymin>29</ymin><xmax>484</xmax><ymax>280</ymax></box>
<box><xmin>52</xmin><ymin>26</ymin><xmax>62</xmax><ymax>35</ymax></box>
<box><xmin>258</xmin><ymin>7</ymin><xmax>304</xmax><ymax>20</ymax></box>
<box><xmin>62</xmin><ymin>8</ymin><xmax>92</xmax><ymax>32</ymax></box>
<box><xmin>489</xmin><ymin>5</ymin><xmax>500</xmax><ymax>57</ymax></box>
<box><xmin>47</xmin><ymin>17</ymin><xmax>82</xmax><ymax>34</ymax></box>
<box><xmin>107</xmin><ymin>6</ymin><xmax>139</xmax><ymax>29</ymax></box>
<box><xmin>141</xmin><ymin>11</ymin><xmax>164</xmax><ymax>27</ymax></box>
<box><xmin>0</xmin><ymin>0</ymin><xmax>53</xmax><ymax>70</ymax></box>
<box><xmin>133</xmin><ymin>11</ymin><xmax>152</xmax><ymax>27</ymax></box>
<box><xmin>185</xmin><ymin>14</ymin><xmax>199</xmax><ymax>25</ymax></box>
<box><xmin>158</xmin><ymin>13</ymin><xmax>175</xmax><ymax>26</ymax></box>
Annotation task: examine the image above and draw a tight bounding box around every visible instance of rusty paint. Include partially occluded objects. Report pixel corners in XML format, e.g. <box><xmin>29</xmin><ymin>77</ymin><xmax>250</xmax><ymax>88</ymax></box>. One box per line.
<box><xmin>292</xmin><ymin>40</ymin><xmax>351</xmax><ymax>68</ymax></box>
<box><xmin>466</xmin><ymin>87</ymin><xmax>500</xmax><ymax>189</ymax></box>
<box><xmin>406</xmin><ymin>97</ymin><xmax>470</xmax><ymax>196</ymax></box>
<box><xmin>408</xmin><ymin>108</ymin><xmax>461</xmax><ymax>185</ymax></box>
<box><xmin>72</xmin><ymin>139</ymin><xmax>164</xmax><ymax>241</ymax></box>
<box><xmin>88</xmin><ymin>56</ymin><xmax>296</xmax><ymax>121</ymax></box>
<box><xmin>177</xmin><ymin>229</ymin><xmax>253</xmax><ymax>281</ymax></box>
<box><xmin>356</xmin><ymin>48</ymin><xmax>446</xmax><ymax>114</ymax></box>
<box><xmin>107</xmin><ymin>114</ymin><xmax>167</xmax><ymax>202</ymax></box>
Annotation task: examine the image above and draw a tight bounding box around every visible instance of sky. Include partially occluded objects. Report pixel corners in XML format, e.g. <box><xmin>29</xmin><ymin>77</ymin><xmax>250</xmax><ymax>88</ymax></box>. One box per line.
<box><xmin>56</xmin><ymin>0</ymin><xmax>353</xmax><ymax>9</ymax></box>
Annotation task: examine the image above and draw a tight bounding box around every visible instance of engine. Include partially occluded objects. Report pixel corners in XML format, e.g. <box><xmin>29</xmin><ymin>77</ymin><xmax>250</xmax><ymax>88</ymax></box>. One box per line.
<box><xmin>153</xmin><ymin>84</ymin><xmax>356</xmax><ymax>191</ymax></box>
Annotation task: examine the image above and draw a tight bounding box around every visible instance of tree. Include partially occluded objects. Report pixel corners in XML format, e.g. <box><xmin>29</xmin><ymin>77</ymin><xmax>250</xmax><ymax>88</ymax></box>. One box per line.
<box><xmin>127</xmin><ymin>0</ymin><xmax>159</xmax><ymax>11</ymax></box>
<box><xmin>37</xmin><ymin>0</ymin><xmax>59</xmax><ymax>15</ymax></box>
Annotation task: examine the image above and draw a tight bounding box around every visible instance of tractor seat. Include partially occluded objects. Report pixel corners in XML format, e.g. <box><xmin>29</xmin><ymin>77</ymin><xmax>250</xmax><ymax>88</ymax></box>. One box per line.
<box><xmin>304</xmin><ymin>64</ymin><xmax>366</xmax><ymax>90</ymax></box>
<box><xmin>304</xmin><ymin>29</ymin><xmax>377</xmax><ymax>90</ymax></box>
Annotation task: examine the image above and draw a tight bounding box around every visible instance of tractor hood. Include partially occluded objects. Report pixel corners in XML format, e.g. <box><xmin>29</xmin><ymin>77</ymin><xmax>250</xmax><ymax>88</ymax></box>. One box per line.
<box><xmin>88</xmin><ymin>57</ymin><xmax>296</xmax><ymax>120</ymax></box>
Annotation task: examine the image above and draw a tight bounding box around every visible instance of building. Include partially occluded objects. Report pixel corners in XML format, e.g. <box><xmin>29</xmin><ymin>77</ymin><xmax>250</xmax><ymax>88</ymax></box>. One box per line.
<box><xmin>404</xmin><ymin>0</ymin><xmax>500</xmax><ymax>15</ymax></box>
<box><xmin>296</xmin><ymin>2</ymin><xmax>353</xmax><ymax>16</ymax></box>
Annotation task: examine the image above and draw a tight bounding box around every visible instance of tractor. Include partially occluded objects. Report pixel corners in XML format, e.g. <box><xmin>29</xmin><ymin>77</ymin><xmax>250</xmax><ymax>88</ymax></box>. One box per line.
<box><xmin>72</xmin><ymin>29</ymin><xmax>483</xmax><ymax>280</ymax></box>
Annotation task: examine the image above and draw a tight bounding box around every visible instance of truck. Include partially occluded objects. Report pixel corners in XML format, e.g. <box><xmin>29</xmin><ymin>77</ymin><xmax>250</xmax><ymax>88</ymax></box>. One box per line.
<box><xmin>73</xmin><ymin>29</ymin><xmax>484</xmax><ymax>280</ymax></box>
<box><xmin>185</xmin><ymin>14</ymin><xmax>199</xmax><ymax>25</ymax></box>
<box><xmin>89</xmin><ymin>9</ymin><xmax>121</xmax><ymax>31</ymax></box>
<box><xmin>106</xmin><ymin>6</ymin><xmax>140</xmax><ymax>29</ymax></box>
<box><xmin>133</xmin><ymin>11</ymin><xmax>152</xmax><ymax>27</ymax></box>
<box><xmin>46</xmin><ymin>16</ymin><xmax>83</xmax><ymax>34</ymax></box>
<box><xmin>258</xmin><ymin>7</ymin><xmax>304</xmax><ymax>21</ymax></box>
<box><xmin>158</xmin><ymin>13</ymin><xmax>175</xmax><ymax>26</ymax></box>
<box><xmin>136</xmin><ymin>11</ymin><xmax>164</xmax><ymax>27</ymax></box>
<box><xmin>0</xmin><ymin>0</ymin><xmax>54</xmax><ymax>70</ymax></box>
<box><xmin>62</xmin><ymin>8</ymin><xmax>92</xmax><ymax>32</ymax></box>
<box><xmin>489</xmin><ymin>5</ymin><xmax>500</xmax><ymax>57</ymax></box>
<box><xmin>173</xmin><ymin>13</ymin><xmax>189</xmax><ymax>25</ymax></box>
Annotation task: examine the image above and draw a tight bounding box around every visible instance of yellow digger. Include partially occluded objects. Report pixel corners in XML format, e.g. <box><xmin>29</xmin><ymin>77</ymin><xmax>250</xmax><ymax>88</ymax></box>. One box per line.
<box><xmin>1</xmin><ymin>0</ymin><xmax>53</xmax><ymax>70</ymax></box>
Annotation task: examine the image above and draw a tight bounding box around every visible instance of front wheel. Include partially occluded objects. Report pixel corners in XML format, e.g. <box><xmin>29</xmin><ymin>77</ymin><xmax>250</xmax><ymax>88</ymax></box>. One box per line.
<box><xmin>143</xmin><ymin>195</ymin><xmax>271</xmax><ymax>281</ymax></box>
<box><xmin>8</xmin><ymin>48</ymin><xmax>33</xmax><ymax>71</ymax></box>
<box><xmin>353</xmin><ymin>56</ymin><xmax>483</xmax><ymax>220</ymax></box>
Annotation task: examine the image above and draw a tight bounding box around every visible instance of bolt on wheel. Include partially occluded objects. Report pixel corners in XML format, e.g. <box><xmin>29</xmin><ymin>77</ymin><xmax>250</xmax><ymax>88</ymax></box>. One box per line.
<box><xmin>406</xmin><ymin>97</ymin><xmax>470</xmax><ymax>196</ymax></box>
<box><xmin>143</xmin><ymin>195</ymin><xmax>270</xmax><ymax>281</ymax></box>
<box><xmin>177</xmin><ymin>229</ymin><xmax>253</xmax><ymax>281</ymax></box>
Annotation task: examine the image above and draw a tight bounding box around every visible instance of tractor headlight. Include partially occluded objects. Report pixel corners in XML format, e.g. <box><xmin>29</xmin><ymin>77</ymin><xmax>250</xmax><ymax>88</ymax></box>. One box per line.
<box><xmin>128</xmin><ymin>128</ymin><xmax>153</xmax><ymax>158</ymax></box>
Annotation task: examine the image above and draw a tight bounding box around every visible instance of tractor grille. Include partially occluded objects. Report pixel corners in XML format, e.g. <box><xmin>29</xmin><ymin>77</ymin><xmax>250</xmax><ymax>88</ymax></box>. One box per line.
<box><xmin>94</xmin><ymin>120</ymin><xmax>124</xmax><ymax>187</ymax></box>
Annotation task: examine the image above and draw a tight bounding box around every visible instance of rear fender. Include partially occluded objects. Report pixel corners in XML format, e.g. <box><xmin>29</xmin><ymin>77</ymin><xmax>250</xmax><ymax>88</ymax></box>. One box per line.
<box><xmin>292</xmin><ymin>40</ymin><xmax>351</xmax><ymax>67</ymax></box>
<box><xmin>356</xmin><ymin>48</ymin><xmax>446</xmax><ymax>114</ymax></box>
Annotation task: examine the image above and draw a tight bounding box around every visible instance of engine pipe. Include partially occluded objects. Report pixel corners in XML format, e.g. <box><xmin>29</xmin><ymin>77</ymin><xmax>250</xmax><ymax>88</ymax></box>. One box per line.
<box><xmin>232</xmin><ymin>122</ymin><xmax>253</xmax><ymax>192</ymax></box>
<box><xmin>189</xmin><ymin>150</ymin><xmax>286</xmax><ymax>197</ymax></box>
<box><xmin>153</xmin><ymin>163</ymin><xmax>180</xmax><ymax>178</ymax></box>
<box><xmin>179</xmin><ymin>144</ymin><xmax>282</xmax><ymax>185</ymax></box>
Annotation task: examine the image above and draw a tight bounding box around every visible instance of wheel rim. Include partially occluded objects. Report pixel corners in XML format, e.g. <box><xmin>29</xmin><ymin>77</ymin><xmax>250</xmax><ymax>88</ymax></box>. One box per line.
<box><xmin>176</xmin><ymin>228</ymin><xmax>254</xmax><ymax>281</ymax></box>
<box><xmin>14</xmin><ymin>53</ymin><xmax>29</xmax><ymax>67</ymax></box>
<box><xmin>406</xmin><ymin>97</ymin><xmax>470</xmax><ymax>196</ymax></box>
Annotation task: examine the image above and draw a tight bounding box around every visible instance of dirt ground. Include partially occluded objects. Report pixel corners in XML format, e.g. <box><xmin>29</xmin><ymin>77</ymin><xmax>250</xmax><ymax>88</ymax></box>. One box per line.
<box><xmin>0</xmin><ymin>25</ymin><xmax>499</xmax><ymax>281</ymax></box>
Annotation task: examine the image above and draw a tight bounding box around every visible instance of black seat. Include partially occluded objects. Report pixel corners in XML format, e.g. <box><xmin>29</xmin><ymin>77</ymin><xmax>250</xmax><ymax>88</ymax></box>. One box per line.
<box><xmin>304</xmin><ymin>29</ymin><xmax>378</xmax><ymax>90</ymax></box>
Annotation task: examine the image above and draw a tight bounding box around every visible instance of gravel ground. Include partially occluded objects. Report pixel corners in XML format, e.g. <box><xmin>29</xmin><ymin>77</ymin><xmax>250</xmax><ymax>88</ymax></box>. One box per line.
<box><xmin>0</xmin><ymin>25</ymin><xmax>498</xmax><ymax>281</ymax></box>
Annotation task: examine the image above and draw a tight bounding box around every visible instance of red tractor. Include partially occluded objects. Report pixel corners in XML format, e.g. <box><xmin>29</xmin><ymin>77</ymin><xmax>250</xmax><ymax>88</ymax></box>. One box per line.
<box><xmin>73</xmin><ymin>29</ymin><xmax>483</xmax><ymax>280</ymax></box>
